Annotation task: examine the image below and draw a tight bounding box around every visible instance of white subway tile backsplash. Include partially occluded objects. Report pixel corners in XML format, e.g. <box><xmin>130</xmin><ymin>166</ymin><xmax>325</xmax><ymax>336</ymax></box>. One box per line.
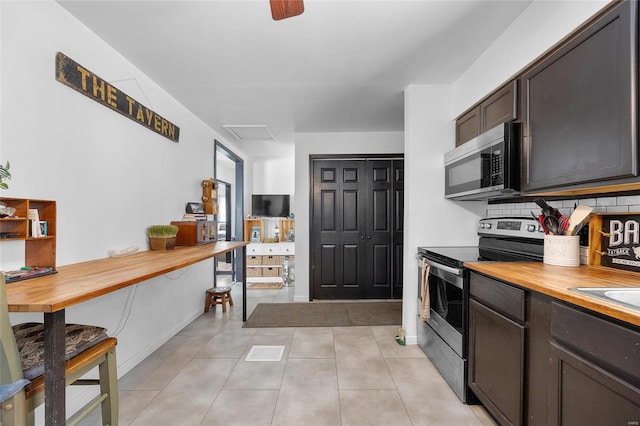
<box><xmin>616</xmin><ymin>195</ymin><xmax>640</xmax><ymax>206</ymax></box>
<box><xmin>488</xmin><ymin>194</ymin><xmax>640</xmax><ymax>218</ymax></box>
<box><xmin>606</xmin><ymin>205</ymin><xmax>630</xmax><ymax>213</ymax></box>
<box><xmin>578</xmin><ymin>198</ymin><xmax>597</xmax><ymax>207</ymax></box>
<box><xmin>596</xmin><ymin>197</ymin><xmax>617</xmax><ymax>206</ymax></box>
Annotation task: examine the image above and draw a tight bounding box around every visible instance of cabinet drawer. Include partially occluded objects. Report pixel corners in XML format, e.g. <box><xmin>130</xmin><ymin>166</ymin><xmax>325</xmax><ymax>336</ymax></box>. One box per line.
<box><xmin>276</xmin><ymin>242</ymin><xmax>295</xmax><ymax>255</ymax></box>
<box><xmin>247</xmin><ymin>244</ymin><xmax>265</xmax><ymax>255</ymax></box>
<box><xmin>247</xmin><ymin>255</ymin><xmax>262</xmax><ymax>265</ymax></box>
<box><xmin>551</xmin><ymin>302</ymin><xmax>640</xmax><ymax>384</ymax></box>
<box><xmin>470</xmin><ymin>272</ymin><xmax>525</xmax><ymax>322</ymax></box>
<box><xmin>262</xmin><ymin>244</ymin><xmax>279</xmax><ymax>255</ymax></box>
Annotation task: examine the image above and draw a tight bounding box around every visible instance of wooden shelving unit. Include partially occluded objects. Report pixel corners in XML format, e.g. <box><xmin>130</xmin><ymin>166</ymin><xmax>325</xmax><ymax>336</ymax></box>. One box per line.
<box><xmin>243</xmin><ymin>218</ymin><xmax>265</xmax><ymax>242</ymax></box>
<box><xmin>243</xmin><ymin>218</ymin><xmax>295</xmax><ymax>243</ymax></box>
<box><xmin>0</xmin><ymin>197</ymin><xmax>56</xmax><ymax>267</ymax></box>
<box><xmin>278</xmin><ymin>218</ymin><xmax>295</xmax><ymax>242</ymax></box>
<box><xmin>243</xmin><ymin>218</ymin><xmax>295</xmax><ymax>284</ymax></box>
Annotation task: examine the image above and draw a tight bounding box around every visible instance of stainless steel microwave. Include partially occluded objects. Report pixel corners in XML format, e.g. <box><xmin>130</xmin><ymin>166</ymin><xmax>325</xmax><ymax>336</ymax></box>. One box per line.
<box><xmin>444</xmin><ymin>122</ymin><xmax>520</xmax><ymax>200</ymax></box>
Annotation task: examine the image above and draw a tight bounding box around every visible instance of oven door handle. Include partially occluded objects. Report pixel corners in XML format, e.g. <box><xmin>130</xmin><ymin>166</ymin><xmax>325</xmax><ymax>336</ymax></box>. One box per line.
<box><xmin>418</xmin><ymin>257</ymin><xmax>463</xmax><ymax>277</ymax></box>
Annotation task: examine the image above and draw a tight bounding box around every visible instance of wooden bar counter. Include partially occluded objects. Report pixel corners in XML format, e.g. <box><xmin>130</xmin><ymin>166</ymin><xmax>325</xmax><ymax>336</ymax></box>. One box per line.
<box><xmin>464</xmin><ymin>261</ymin><xmax>640</xmax><ymax>327</ymax></box>
<box><xmin>6</xmin><ymin>240</ymin><xmax>248</xmax><ymax>425</ymax></box>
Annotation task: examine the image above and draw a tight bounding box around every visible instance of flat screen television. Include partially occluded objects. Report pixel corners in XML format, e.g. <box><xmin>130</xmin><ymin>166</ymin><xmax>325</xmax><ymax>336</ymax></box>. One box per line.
<box><xmin>251</xmin><ymin>194</ymin><xmax>290</xmax><ymax>217</ymax></box>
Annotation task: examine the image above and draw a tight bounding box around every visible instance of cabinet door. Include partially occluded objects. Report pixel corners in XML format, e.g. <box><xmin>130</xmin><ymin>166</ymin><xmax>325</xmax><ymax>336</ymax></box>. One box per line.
<box><xmin>521</xmin><ymin>1</ymin><xmax>638</xmax><ymax>192</ymax></box>
<box><xmin>548</xmin><ymin>342</ymin><xmax>640</xmax><ymax>426</ymax></box>
<box><xmin>469</xmin><ymin>298</ymin><xmax>525</xmax><ymax>426</ymax></box>
<box><xmin>480</xmin><ymin>80</ymin><xmax>517</xmax><ymax>133</ymax></box>
<box><xmin>455</xmin><ymin>106</ymin><xmax>481</xmax><ymax>146</ymax></box>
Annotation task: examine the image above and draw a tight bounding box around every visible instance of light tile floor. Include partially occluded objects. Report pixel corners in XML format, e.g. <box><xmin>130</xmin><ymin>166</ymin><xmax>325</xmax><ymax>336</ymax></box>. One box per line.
<box><xmin>80</xmin><ymin>278</ymin><xmax>496</xmax><ymax>426</ymax></box>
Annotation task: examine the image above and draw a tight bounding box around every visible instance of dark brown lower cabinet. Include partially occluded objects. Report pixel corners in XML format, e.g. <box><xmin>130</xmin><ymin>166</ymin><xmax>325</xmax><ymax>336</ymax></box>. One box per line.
<box><xmin>468</xmin><ymin>298</ymin><xmax>524</xmax><ymax>426</ymax></box>
<box><xmin>548</xmin><ymin>342</ymin><xmax>640</xmax><ymax>425</ymax></box>
<box><xmin>469</xmin><ymin>273</ymin><xmax>551</xmax><ymax>426</ymax></box>
<box><xmin>470</xmin><ymin>272</ymin><xmax>640</xmax><ymax>426</ymax></box>
<box><xmin>549</xmin><ymin>302</ymin><xmax>640</xmax><ymax>425</ymax></box>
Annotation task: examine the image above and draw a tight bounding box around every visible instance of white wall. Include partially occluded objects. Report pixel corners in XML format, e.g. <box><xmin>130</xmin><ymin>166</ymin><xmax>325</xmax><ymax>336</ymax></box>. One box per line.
<box><xmin>0</xmin><ymin>1</ymin><xmax>246</xmax><ymax>419</ymax></box>
<box><xmin>251</xmin><ymin>156</ymin><xmax>295</xmax><ymax>223</ymax></box>
<box><xmin>453</xmin><ymin>0</ymin><xmax>610</xmax><ymax>115</ymax></box>
<box><xmin>252</xmin><ymin>156</ymin><xmax>295</xmax><ymax>197</ymax></box>
<box><xmin>293</xmin><ymin>131</ymin><xmax>404</xmax><ymax>301</ymax></box>
<box><xmin>403</xmin><ymin>85</ymin><xmax>486</xmax><ymax>343</ymax></box>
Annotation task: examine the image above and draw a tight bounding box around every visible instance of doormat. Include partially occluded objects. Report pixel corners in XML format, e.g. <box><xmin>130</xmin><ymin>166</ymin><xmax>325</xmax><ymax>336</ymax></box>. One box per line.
<box><xmin>245</xmin><ymin>345</ymin><xmax>285</xmax><ymax>362</ymax></box>
<box><xmin>247</xmin><ymin>282</ymin><xmax>284</xmax><ymax>290</ymax></box>
<box><xmin>243</xmin><ymin>302</ymin><xmax>402</xmax><ymax>328</ymax></box>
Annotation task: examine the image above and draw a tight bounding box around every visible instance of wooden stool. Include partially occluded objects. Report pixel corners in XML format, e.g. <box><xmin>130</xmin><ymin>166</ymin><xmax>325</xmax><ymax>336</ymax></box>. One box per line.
<box><xmin>204</xmin><ymin>286</ymin><xmax>233</xmax><ymax>313</ymax></box>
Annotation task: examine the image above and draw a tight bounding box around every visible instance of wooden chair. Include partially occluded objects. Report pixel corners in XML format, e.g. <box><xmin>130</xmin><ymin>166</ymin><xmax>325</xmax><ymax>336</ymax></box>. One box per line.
<box><xmin>0</xmin><ymin>275</ymin><xmax>118</xmax><ymax>425</ymax></box>
<box><xmin>204</xmin><ymin>286</ymin><xmax>233</xmax><ymax>313</ymax></box>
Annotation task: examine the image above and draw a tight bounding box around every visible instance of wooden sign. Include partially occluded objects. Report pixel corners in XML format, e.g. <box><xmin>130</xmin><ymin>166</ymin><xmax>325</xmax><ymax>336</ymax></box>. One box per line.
<box><xmin>589</xmin><ymin>213</ymin><xmax>640</xmax><ymax>272</ymax></box>
<box><xmin>55</xmin><ymin>52</ymin><xmax>180</xmax><ymax>142</ymax></box>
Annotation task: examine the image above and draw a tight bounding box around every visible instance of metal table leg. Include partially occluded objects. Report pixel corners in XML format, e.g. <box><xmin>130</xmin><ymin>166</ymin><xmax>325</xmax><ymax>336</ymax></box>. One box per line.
<box><xmin>242</xmin><ymin>245</ymin><xmax>247</xmax><ymax>321</ymax></box>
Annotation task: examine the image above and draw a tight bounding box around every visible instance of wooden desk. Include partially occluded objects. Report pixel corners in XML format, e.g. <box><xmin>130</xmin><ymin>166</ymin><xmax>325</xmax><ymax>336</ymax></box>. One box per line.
<box><xmin>6</xmin><ymin>241</ymin><xmax>248</xmax><ymax>425</ymax></box>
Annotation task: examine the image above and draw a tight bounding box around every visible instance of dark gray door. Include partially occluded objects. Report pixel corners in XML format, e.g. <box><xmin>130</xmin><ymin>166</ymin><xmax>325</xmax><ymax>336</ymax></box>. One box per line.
<box><xmin>311</xmin><ymin>158</ymin><xmax>403</xmax><ymax>300</ymax></box>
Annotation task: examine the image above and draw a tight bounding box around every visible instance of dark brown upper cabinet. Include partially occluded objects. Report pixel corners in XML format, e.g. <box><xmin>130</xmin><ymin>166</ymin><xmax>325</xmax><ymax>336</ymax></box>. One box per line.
<box><xmin>455</xmin><ymin>80</ymin><xmax>518</xmax><ymax>147</ymax></box>
<box><xmin>455</xmin><ymin>106</ymin><xmax>481</xmax><ymax>147</ymax></box>
<box><xmin>520</xmin><ymin>0</ymin><xmax>638</xmax><ymax>193</ymax></box>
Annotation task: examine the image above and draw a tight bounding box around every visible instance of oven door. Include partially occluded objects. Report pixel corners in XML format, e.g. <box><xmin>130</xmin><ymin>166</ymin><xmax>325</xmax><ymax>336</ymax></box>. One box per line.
<box><xmin>418</xmin><ymin>257</ymin><xmax>466</xmax><ymax>358</ymax></box>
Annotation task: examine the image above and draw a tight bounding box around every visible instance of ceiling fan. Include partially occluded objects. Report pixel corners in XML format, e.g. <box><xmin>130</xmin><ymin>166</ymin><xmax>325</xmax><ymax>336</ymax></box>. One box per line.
<box><xmin>270</xmin><ymin>0</ymin><xmax>304</xmax><ymax>20</ymax></box>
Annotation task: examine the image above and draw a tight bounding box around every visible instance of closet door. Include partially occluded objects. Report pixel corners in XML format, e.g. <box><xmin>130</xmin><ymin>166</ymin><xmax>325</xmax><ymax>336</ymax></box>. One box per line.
<box><xmin>311</xmin><ymin>158</ymin><xmax>403</xmax><ymax>300</ymax></box>
<box><xmin>392</xmin><ymin>160</ymin><xmax>404</xmax><ymax>299</ymax></box>
<box><xmin>312</xmin><ymin>160</ymin><xmax>367</xmax><ymax>299</ymax></box>
<box><xmin>365</xmin><ymin>160</ymin><xmax>393</xmax><ymax>298</ymax></box>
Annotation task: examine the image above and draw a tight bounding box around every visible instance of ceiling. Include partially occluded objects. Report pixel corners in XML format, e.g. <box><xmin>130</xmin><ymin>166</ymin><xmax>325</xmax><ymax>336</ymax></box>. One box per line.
<box><xmin>56</xmin><ymin>0</ymin><xmax>532</xmax><ymax>157</ymax></box>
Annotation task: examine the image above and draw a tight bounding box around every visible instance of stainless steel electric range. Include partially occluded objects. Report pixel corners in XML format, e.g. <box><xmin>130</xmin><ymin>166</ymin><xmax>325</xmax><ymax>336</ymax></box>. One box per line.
<box><xmin>416</xmin><ymin>217</ymin><xmax>545</xmax><ymax>403</ymax></box>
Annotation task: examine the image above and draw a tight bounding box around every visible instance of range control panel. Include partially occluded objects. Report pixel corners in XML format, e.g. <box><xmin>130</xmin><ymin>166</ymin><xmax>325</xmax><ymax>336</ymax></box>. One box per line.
<box><xmin>478</xmin><ymin>217</ymin><xmax>545</xmax><ymax>239</ymax></box>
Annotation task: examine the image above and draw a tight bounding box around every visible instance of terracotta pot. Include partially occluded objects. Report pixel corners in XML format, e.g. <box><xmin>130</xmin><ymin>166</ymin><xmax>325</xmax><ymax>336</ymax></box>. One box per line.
<box><xmin>149</xmin><ymin>237</ymin><xmax>177</xmax><ymax>251</ymax></box>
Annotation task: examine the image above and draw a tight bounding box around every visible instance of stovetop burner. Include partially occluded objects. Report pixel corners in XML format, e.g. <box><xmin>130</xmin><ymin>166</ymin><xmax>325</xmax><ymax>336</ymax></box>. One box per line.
<box><xmin>418</xmin><ymin>217</ymin><xmax>545</xmax><ymax>267</ymax></box>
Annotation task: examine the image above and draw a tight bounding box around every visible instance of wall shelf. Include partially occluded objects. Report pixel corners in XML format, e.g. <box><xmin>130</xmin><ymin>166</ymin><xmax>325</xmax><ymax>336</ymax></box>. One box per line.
<box><xmin>0</xmin><ymin>197</ymin><xmax>56</xmax><ymax>267</ymax></box>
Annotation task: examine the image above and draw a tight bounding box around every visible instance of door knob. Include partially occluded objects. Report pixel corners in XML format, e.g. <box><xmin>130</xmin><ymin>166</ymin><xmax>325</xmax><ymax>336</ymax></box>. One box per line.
<box><xmin>367</xmin><ymin>236</ymin><xmax>371</xmax><ymax>239</ymax></box>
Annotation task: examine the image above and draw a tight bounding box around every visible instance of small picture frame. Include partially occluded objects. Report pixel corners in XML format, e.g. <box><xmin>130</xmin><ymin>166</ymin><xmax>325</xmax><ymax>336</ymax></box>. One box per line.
<box><xmin>39</xmin><ymin>221</ymin><xmax>48</xmax><ymax>236</ymax></box>
<box><xmin>250</xmin><ymin>226</ymin><xmax>261</xmax><ymax>242</ymax></box>
<box><xmin>186</xmin><ymin>202</ymin><xmax>205</xmax><ymax>214</ymax></box>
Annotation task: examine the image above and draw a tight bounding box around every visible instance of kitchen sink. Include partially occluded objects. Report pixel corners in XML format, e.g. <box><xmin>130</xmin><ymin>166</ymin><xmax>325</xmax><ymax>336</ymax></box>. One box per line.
<box><xmin>570</xmin><ymin>287</ymin><xmax>640</xmax><ymax>311</ymax></box>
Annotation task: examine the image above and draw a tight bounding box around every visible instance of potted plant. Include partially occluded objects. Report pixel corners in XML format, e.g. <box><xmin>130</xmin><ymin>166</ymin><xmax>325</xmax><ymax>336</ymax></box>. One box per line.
<box><xmin>0</xmin><ymin>161</ymin><xmax>10</xmax><ymax>190</ymax></box>
<box><xmin>147</xmin><ymin>224</ymin><xmax>179</xmax><ymax>251</ymax></box>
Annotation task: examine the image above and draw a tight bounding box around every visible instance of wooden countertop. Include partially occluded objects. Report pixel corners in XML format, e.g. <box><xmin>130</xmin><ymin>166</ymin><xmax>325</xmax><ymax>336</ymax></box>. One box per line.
<box><xmin>7</xmin><ymin>241</ymin><xmax>248</xmax><ymax>313</ymax></box>
<box><xmin>464</xmin><ymin>262</ymin><xmax>640</xmax><ymax>327</ymax></box>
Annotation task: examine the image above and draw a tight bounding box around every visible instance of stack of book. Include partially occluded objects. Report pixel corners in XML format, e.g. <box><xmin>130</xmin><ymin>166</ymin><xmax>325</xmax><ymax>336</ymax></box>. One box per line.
<box><xmin>181</xmin><ymin>213</ymin><xmax>206</xmax><ymax>221</ymax></box>
<box><xmin>27</xmin><ymin>209</ymin><xmax>47</xmax><ymax>237</ymax></box>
